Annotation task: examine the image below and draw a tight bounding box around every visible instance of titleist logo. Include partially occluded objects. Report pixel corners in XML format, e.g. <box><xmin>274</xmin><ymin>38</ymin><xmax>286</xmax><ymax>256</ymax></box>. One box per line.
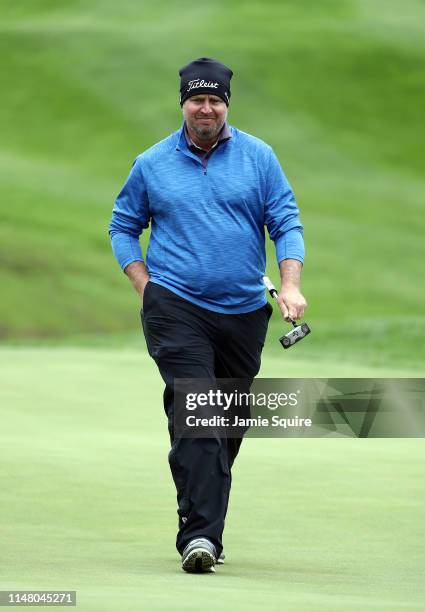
<box><xmin>187</xmin><ymin>79</ymin><xmax>219</xmax><ymax>92</ymax></box>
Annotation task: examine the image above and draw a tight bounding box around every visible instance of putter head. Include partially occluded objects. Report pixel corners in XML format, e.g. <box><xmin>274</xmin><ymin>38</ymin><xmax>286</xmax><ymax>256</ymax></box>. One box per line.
<box><xmin>279</xmin><ymin>322</ymin><xmax>311</xmax><ymax>349</ymax></box>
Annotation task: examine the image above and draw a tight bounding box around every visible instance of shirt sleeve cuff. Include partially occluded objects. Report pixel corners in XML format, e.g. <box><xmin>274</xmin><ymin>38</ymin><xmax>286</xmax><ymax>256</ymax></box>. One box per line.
<box><xmin>275</xmin><ymin>229</ymin><xmax>305</xmax><ymax>264</ymax></box>
<box><xmin>111</xmin><ymin>233</ymin><xmax>144</xmax><ymax>270</ymax></box>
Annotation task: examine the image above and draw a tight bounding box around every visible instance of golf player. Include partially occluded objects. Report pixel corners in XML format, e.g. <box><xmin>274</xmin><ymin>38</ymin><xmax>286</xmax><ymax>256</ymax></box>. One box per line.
<box><xmin>109</xmin><ymin>57</ymin><xmax>307</xmax><ymax>573</ymax></box>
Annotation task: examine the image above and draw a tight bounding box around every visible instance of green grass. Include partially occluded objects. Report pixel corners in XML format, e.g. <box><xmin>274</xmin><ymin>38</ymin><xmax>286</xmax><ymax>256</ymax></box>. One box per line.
<box><xmin>1</xmin><ymin>347</ymin><xmax>424</xmax><ymax>611</ymax></box>
<box><xmin>0</xmin><ymin>0</ymin><xmax>424</xmax><ymax>373</ymax></box>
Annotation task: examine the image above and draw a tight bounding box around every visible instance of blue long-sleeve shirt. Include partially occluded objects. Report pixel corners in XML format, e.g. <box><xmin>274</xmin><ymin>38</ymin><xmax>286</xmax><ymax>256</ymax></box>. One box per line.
<box><xmin>109</xmin><ymin>124</ymin><xmax>304</xmax><ymax>314</ymax></box>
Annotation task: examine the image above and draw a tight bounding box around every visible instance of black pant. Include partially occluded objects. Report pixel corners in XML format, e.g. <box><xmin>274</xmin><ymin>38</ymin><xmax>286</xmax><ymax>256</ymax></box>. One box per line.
<box><xmin>141</xmin><ymin>281</ymin><xmax>272</xmax><ymax>556</ymax></box>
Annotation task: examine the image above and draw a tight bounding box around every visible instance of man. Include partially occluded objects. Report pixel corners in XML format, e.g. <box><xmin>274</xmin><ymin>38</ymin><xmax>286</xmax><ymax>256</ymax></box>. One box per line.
<box><xmin>109</xmin><ymin>57</ymin><xmax>307</xmax><ymax>573</ymax></box>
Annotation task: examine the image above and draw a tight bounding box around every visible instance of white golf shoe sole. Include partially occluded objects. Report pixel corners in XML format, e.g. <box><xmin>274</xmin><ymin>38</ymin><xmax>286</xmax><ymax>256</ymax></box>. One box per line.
<box><xmin>182</xmin><ymin>547</ymin><xmax>216</xmax><ymax>573</ymax></box>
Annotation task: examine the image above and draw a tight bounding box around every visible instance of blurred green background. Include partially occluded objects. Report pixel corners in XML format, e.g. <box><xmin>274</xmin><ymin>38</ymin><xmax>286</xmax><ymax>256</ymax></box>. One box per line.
<box><xmin>1</xmin><ymin>0</ymin><xmax>423</xmax><ymax>372</ymax></box>
<box><xmin>1</xmin><ymin>2</ymin><xmax>424</xmax><ymax>610</ymax></box>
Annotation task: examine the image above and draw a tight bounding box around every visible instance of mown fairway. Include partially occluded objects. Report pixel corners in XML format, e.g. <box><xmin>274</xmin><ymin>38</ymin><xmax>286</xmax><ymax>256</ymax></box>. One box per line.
<box><xmin>1</xmin><ymin>347</ymin><xmax>424</xmax><ymax>611</ymax></box>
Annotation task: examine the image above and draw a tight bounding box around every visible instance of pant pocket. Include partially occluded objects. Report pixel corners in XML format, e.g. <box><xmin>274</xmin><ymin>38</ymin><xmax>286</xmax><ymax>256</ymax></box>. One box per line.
<box><xmin>264</xmin><ymin>301</ymin><xmax>273</xmax><ymax>320</ymax></box>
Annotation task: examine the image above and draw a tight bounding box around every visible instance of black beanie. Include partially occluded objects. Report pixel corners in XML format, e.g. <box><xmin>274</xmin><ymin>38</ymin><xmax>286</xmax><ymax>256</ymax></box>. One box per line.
<box><xmin>179</xmin><ymin>57</ymin><xmax>233</xmax><ymax>107</ymax></box>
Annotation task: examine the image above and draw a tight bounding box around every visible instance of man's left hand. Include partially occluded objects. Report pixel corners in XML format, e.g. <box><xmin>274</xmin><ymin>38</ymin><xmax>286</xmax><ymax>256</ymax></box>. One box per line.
<box><xmin>277</xmin><ymin>287</ymin><xmax>307</xmax><ymax>322</ymax></box>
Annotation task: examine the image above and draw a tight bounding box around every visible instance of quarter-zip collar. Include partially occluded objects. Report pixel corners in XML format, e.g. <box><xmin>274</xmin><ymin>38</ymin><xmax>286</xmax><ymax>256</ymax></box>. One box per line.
<box><xmin>176</xmin><ymin>122</ymin><xmax>232</xmax><ymax>165</ymax></box>
<box><xmin>184</xmin><ymin>121</ymin><xmax>232</xmax><ymax>153</ymax></box>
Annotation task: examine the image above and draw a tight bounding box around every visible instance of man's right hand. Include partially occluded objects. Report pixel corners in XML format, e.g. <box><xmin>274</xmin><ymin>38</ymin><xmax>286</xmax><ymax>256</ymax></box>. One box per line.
<box><xmin>124</xmin><ymin>261</ymin><xmax>150</xmax><ymax>302</ymax></box>
<box><xmin>140</xmin><ymin>278</ymin><xmax>150</xmax><ymax>305</ymax></box>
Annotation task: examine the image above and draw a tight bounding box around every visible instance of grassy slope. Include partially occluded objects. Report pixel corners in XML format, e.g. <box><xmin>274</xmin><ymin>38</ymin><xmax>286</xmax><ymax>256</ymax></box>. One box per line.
<box><xmin>0</xmin><ymin>0</ymin><xmax>424</xmax><ymax>372</ymax></box>
<box><xmin>1</xmin><ymin>347</ymin><xmax>424</xmax><ymax>611</ymax></box>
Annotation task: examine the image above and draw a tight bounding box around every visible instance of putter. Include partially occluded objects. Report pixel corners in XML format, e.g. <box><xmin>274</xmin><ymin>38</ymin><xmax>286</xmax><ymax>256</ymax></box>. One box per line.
<box><xmin>263</xmin><ymin>276</ymin><xmax>311</xmax><ymax>349</ymax></box>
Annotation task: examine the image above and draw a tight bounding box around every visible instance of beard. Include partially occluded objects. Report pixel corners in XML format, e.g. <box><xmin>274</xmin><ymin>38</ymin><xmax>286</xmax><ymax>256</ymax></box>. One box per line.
<box><xmin>189</xmin><ymin>120</ymin><xmax>224</xmax><ymax>141</ymax></box>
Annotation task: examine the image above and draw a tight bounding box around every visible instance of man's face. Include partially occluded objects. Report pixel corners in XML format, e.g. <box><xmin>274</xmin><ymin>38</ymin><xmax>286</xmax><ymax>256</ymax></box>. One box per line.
<box><xmin>183</xmin><ymin>94</ymin><xmax>228</xmax><ymax>140</ymax></box>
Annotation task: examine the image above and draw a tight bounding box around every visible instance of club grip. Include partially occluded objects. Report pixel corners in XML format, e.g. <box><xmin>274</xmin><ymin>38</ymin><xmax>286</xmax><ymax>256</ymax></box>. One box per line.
<box><xmin>263</xmin><ymin>276</ymin><xmax>297</xmax><ymax>325</ymax></box>
<box><xmin>263</xmin><ymin>276</ymin><xmax>278</xmax><ymax>299</ymax></box>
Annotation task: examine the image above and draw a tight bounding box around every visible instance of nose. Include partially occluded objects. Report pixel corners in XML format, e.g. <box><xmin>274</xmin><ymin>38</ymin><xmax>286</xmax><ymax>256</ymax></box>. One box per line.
<box><xmin>200</xmin><ymin>99</ymin><xmax>213</xmax><ymax>113</ymax></box>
